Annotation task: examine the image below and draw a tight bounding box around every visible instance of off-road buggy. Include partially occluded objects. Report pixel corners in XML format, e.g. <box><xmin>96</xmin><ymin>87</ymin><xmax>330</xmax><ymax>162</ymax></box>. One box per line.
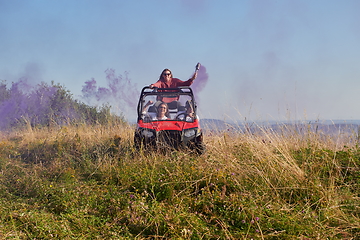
<box><xmin>134</xmin><ymin>86</ymin><xmax>205</xmax><ymax>154</ymax></box>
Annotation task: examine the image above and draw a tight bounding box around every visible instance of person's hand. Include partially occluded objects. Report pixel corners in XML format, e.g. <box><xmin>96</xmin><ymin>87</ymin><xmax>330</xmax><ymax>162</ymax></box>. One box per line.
<box><xmin>146</xmin><ymin>100</ymin><xmax>153</xmax><ymax>106</ymax></box>
<box><xmin>149</xmin><ymin>84</ymin><xmax>154</xmax><ymax>88</ymax></box>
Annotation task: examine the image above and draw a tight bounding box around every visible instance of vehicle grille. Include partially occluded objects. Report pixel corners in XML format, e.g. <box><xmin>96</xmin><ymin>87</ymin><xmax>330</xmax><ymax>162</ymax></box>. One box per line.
<box><xmin>157</xmin><ymin>130</ymin><xmax>182</xmax><ymax>149</ymax></box>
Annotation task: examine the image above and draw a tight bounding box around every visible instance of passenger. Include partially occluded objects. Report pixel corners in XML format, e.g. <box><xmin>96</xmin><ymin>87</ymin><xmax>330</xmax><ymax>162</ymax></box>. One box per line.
<box><xmin>149</xmin><ymin>68</ymin><xmax>198</xmax><ymax>104</ymax></box>
<box><xmin>149</xmin><ymin>68</ymin><xmax>197</xmax><ymax>89</ymax></box>
<box><xmin>142</xmin><ymin>101</ymin><xmax>170</xmax><ymax>120</ymax></box>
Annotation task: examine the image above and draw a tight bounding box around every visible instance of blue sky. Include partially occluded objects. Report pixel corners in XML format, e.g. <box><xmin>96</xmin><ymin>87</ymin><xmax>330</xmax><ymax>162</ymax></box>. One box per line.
<box><xmin>1</xmin><ymin>0</ymin><xmax>360</xmax><ymax>122</ymax></box>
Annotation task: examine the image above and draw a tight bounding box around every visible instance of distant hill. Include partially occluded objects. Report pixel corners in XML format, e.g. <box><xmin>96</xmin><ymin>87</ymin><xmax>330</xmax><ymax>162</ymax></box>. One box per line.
<box><xmin>200</xmin><ymin>118</ymin><xmax>360</xmax><ymax>136</ymax></box>
<box><xmin>200</xmin><ymin>119</ymin><xmax>231</xmax><ymax>131</ymax></box>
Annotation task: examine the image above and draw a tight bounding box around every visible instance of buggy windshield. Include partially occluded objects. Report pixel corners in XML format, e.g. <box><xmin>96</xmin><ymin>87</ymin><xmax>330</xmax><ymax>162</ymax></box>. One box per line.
<box><xmin>137</xmin><ymin>87</ymin><xmax>197</xmax><ymax>122</ymax></box>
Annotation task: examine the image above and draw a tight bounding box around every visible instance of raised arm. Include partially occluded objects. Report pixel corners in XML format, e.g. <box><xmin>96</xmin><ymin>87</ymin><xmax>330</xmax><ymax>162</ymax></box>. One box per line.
<box><xmin>142</xmin><ymin>100</ymin><xmax>154</xmax><ymax>113</ymax></box>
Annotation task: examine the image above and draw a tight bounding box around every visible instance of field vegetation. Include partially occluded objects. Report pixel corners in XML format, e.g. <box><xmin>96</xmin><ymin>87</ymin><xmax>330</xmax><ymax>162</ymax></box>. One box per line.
<box><xmin>0</xmin><ymin>79</ymin><xmax>359</xmax><ymax>238</ymax></box>
<box><xmin>0</xmin><ymin>118</ymin><xmax>359</xmax><ymax>239</ymax></box>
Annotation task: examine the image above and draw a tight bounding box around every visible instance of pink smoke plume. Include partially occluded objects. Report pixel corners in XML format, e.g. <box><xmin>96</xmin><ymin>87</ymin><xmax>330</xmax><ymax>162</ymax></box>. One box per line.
<box><xmin>81</xmin><ymin>69</ymin><xmax>138</xmax><ymax>116</ymax></box>
<box><xmin>191</xmin><ymin>64</ymin><xmax>209</xmax><ymax>95</ymax></box>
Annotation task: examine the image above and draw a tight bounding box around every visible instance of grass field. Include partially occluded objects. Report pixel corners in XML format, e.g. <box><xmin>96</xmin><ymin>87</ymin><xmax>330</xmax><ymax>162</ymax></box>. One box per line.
<box><xmin>0</xmin><ymin>121</ymin><xmax>359</xmax><ymax>239</ymax></box>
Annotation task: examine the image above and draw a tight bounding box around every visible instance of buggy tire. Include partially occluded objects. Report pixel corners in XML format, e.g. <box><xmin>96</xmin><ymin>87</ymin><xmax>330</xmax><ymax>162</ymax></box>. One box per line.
<box><xmin>195</xmin><ymin>141</ymin><xmax>206</xmax><ymax>155</ymax></box>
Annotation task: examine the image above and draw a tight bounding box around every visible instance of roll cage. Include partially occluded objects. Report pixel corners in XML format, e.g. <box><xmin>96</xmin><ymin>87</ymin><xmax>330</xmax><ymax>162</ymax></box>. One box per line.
<box><xmin>136</xmin><ymin>87</ymin><xmax>197</xmax><ymax>122</ymax></box>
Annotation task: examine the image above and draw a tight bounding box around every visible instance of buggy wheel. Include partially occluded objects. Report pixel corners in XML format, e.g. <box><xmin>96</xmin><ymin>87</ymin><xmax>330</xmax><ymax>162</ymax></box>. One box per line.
<box><xmin>134</xmin><ymin>132</ymin><xmax>156</xmax><ymax>152</ymax></box>
<box><xmin>187</xmin><ymin>136</ymin><xmax>206</xmax><ymax>155</ymax></box>
<box><xmin>194</xmin><ymin>132</ymin><xmax>206</xmax><ymax>155</ymax></box>
<box><xmin>194</xmin><ymin>141</ymin><xmax>206</xmax><ymax>155</ymax></box>
<box><xmin>134</xmin><ymin>133</ymin><xmax>142</xmax><ymax>151</ymax></box>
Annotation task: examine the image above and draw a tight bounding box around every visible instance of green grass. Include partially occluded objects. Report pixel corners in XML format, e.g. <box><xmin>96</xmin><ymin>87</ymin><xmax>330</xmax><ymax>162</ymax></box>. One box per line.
<box><xmin>0</xmin><ymin>122</ymin><xmax>359</xmax><ymax>239</ymax></box>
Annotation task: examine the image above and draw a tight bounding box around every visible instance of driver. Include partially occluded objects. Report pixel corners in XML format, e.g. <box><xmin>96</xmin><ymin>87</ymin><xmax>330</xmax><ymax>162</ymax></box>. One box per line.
<box><xmin>176</xmin><ymin>101</ymin><xmax>196</xmax><ymax>121</ymax></box>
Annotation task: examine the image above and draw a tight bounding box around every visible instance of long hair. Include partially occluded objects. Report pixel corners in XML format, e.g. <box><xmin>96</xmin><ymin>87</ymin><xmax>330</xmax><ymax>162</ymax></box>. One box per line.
<box><xmin>159</xmin><ymin>69</ymin><xmax>172</xmax><ymax>80</ymax></box>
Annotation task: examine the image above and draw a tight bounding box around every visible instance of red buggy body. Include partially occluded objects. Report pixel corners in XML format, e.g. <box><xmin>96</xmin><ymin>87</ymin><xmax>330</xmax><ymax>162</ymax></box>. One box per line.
<box><xmin>134</xmin><ymin>87</ymin><xmax>205</xmax><ymax>154</ymax></box>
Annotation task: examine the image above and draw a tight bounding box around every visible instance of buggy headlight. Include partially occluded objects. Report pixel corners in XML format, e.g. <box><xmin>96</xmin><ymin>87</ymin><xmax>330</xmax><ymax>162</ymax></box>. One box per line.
<box><xmin>184</xmin><ymin>129</ymin><xmax>196</xmax><ymax>138</ymax></box>
<box><xmin>196</xmin><ymin>128</ymin><xmax>201</xmax><ymax>137</ymax></box>
<box><xmin>142</xmin><ymin>129</ymin><xmax>154</xmax><ymax>138</ymax></box>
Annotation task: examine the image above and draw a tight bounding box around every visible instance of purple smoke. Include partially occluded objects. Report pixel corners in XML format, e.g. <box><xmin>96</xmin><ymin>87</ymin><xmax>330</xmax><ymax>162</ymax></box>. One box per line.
<box><xmin>191</xmin><ymin>64</ymin><xmax>209</xmax><ymax>95</ymax></box>
<box><xmin>81</xmin><ymin>69</ymin><xmax>138</xmax><ymax>116</ymax></box>
<box><xmin>0</xmin><ymin>65</ymin><xmax>206</xmax><ymax>129</ymax></box>
<box><xmin>0</xmin><ymin>78</ymin><xmax>79</xmax><ymax>129</ymax></box>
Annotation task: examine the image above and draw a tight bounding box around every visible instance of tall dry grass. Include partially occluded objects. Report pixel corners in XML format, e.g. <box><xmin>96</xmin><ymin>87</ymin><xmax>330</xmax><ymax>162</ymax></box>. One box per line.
<box><xmin>0</xmin><ymin>120</ymin><xmax>359</xmax><ymax>239</ymax></box>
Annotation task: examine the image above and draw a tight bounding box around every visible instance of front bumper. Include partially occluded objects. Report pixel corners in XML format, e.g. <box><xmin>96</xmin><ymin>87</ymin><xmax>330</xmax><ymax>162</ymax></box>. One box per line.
<box><xmin>135</xmin><ymin>127</ymin><xmax>201</xmax><ymax>149</ymax></box>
